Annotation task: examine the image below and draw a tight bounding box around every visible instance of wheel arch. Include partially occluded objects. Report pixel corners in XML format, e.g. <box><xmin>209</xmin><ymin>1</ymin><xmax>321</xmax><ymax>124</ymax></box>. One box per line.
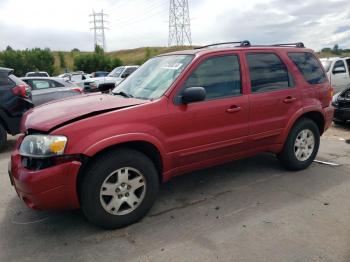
<box><xmin>278</xmin><ymin>108</ymin><xmax>325</xmax><ymax>145</ymax></box>
<box><xmin>76</xmin><ymin>139</ymin><xmax>165</xmax><ymax>202</ymax></box>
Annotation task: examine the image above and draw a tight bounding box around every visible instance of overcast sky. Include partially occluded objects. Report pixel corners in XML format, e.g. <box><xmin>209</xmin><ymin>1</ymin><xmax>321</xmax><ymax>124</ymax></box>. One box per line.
<box><xmin>0</xmin><ymin>0</ymin><xmax>349</xmax><ymax>51</ymax></box>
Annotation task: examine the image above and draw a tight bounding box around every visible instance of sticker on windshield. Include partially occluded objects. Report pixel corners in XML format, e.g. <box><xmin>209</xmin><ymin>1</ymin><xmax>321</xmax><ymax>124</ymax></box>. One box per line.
<box><xmin>161</xmin><ymin>63</ymin><xmax>183</xmax><ymax>70</ymax></box>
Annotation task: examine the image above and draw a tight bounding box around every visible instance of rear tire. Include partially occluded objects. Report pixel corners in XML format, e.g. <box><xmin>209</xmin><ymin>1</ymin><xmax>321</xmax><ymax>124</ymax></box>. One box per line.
<box><xmin>80</xmin><ymin>149</ymin><xmax>159</xmax><ymax>229</ymax></box>
<box><xmin>278</xmin><ymin>118</ymin><xmax>320</xmax><ymax>170</ymax></box>
<box><xmin>0</xmin><ymin>124</ymin><xmax>7</xmax><ymax>151</ymax></box>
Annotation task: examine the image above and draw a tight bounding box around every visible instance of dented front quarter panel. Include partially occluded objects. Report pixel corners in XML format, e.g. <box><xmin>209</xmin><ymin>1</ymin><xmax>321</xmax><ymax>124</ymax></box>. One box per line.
<box><xmin>50</xmin><ymin>99</ymin><xmax>171</xmax><ymax>171</ymax></box>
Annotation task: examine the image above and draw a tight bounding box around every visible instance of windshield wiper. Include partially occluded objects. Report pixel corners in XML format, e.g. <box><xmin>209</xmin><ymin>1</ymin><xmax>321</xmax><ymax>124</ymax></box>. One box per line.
<box><xmin>114</xmin><ymin>91</ymin><xmax>133</xmax><ymax>98</ymax></box>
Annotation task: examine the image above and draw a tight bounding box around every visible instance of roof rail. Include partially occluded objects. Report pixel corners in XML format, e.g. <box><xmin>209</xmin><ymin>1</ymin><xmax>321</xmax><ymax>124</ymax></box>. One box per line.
<box><xmin>271</xmin><ymin>42</ymin><xmax>305</xmax><ymax>48</ymax></box>
<box><xmin>195</xmin><ymin>40</ymin><xmax>251</xmax><ymax>49</ymax></box>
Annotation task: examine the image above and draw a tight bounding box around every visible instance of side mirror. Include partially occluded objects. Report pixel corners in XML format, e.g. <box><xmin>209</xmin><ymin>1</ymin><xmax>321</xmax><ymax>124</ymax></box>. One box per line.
<box><xmin>181</xmin><ymin>87</ymin><xmax>206</xmax><ymax>104</ymax></box>
<box><xmin>121</xmin><ymin>73</ymin><xmax>130</xmax><ymax>79</ymax></box>
<box><xmin>333</xmin><ymin>66</ymin><xmax>346</xmax><ymax>74</ymax></box>
<box><xmin>98</xmin><ymin>82</ymin><xmax>115</xmax><ymax>93</ymax></box>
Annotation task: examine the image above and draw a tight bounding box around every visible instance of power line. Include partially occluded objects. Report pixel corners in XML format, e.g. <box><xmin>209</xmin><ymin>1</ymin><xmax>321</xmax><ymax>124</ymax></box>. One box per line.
<box><xmin>90</xmin><ymin>10</ymin><xmax>109</xmax><ymax>50</ymax></box>
<box><xmin>168</xmin><ymin>0</ymin><xmax>192</xmax><ymax>46</ymax></box>
<box><xmin>115</xmin><ymin>1</ymin><xmax>168</xmax><ymax>26</ymax></box>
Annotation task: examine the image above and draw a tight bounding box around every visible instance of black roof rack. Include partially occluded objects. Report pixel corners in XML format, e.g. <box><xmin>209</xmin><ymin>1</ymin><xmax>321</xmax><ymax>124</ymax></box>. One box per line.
<box><xmin>195</xmin><ymin>41</ymin><xmax>305</xmax><ymax>50</ymax></box>
<box><xmin>195</xmin><ymin>40</ymin><xmax>251</xmax><ymax>49</ymax></box>
<box><xmin>271</xmin><ymin>42</ymin><xmax>305</xmax><ymax>48</ymax></box>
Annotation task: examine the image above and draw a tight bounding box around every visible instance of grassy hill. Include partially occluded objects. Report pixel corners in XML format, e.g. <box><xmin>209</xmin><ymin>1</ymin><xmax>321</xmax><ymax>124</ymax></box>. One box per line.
<box><xmin>52</xmin><ymin>46</ymin><xmax>192</xmax><ymax>73</ymax></box>
<box><xmin>52</xmin><ymin>46</ymin><xmax>350</xmax><ymax>74</ymax></box>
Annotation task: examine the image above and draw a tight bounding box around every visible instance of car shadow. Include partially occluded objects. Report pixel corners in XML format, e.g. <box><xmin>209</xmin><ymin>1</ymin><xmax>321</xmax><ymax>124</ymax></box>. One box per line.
<box><xmin>0</xmin><ymin>153</ymin><xmax>348</xmax><ymax>261</ymax></box>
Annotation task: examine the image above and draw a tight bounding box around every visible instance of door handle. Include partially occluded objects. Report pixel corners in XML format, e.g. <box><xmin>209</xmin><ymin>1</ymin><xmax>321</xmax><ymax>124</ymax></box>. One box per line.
<box><xmin>283</xmin><ymin>96</ymin><xmax>296</xmax><ymax>104</ymax></box>
<box><xmin>226</xmin><ymin>105</ymin><xmax>241</xmax><ymax>113</ymax></box>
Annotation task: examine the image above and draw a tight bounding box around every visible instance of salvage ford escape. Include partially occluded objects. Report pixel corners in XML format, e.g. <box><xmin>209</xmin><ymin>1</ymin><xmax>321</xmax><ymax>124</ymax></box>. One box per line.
<box><xmin>9</xmin><ymin>41</ymin><xmax>334</xmax><ymax>229</ymax></box>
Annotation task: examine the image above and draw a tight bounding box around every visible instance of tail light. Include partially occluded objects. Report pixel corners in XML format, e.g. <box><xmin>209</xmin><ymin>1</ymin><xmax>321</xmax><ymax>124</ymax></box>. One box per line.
<box><xmin>71</xmin><ymin>86</ymin><xmax>83</xmax><ymax>93</ymax></box>
<box><xmin>12</xmin><ymin>84</ymin><xmax>29</xmax><ymax>98</ymax></box>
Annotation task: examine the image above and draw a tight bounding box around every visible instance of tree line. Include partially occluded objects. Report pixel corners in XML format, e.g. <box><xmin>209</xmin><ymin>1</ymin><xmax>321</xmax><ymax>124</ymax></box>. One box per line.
<box><xmin>321</xmin><ymin>44</ymin><xmax>350</xmax><ymax>55</ymax></box>
<box><xmin>0</xmin><ymin>45</ymin><xmax>123</xmax><ymax>76</ymax></box>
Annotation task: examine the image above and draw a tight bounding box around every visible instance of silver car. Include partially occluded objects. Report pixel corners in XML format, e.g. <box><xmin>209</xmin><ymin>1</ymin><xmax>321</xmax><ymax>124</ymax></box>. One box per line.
<box><xmin>21</xmin><ymin>77</ymin><xmax>83</xmax><ymax>106</ymax></box>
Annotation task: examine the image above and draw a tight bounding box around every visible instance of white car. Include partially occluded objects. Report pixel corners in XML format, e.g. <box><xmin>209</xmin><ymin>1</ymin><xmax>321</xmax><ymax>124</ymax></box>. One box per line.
<box><xmin>88</xmin><ymin>66</ymin><xmax>139</xmax><ymax>92</ymax></box>
<box><xmin>25</xmin><ymin>71</ymin><xmax>49</xmax><ymax>77</ymax></box>
<box><xmin>320</xmin><ymin>57</ymin><xmax>350</xmax><ymax>93</ymax></box>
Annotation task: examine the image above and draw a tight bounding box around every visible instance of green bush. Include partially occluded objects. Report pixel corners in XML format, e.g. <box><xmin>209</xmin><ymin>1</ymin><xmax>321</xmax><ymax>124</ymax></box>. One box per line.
<box><xmin>74</xmin><ymin>45</ymin><xmax>123</xmax><ymax>73</ymax></box>
<box><xmin>0</xmin><ymin>46</ymin><xmax>55</xmax><ymax>76</ymax></box>
<box><xmin>58</xmin><ymin>51</ymin><xmax>66</xmax><ymax>69</ymax></box>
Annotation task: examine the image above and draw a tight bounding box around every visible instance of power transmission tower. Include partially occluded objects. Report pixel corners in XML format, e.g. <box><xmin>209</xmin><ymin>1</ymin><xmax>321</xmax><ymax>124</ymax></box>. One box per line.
<box><xmin>90</xmin><ymin>10</ymin><xmax>108</xmax><ymax>50</ymax></box>
<box><xmin>168</xmin><ymin>0</ymin><xmax>192</xmax><ymax>46</ymax></box>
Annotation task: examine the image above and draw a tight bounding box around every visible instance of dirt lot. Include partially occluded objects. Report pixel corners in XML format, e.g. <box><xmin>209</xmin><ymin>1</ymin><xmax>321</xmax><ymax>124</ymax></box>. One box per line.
<box><xmin>0</xmin><ymin>124</ymin><xmax>350</xmax><ymax>262</ymax></box>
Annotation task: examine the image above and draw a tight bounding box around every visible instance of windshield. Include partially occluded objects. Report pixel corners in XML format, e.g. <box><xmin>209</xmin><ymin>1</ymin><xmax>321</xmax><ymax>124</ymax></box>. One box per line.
<box><xmin>113</xmin><ymin>55</ymin><xmax>193</xmax><ymax>100</ymax></box>
<box><xmin>321</xmin><ymin>60</ymin><xmax>332</xmax><ymax>72</ymax></box>
<box><xmin>108</xmin><ymin>67</ymin><xmax>124</xmax><ymax>77</ymax></box>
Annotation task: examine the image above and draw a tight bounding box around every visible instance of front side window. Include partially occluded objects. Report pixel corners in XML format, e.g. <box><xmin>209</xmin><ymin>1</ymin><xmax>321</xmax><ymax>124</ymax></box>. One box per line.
<box><xmin>183</xmin><ymin>55</ymin><xmax>241</xmax><ymax>100</ymax></box>
<box><xmin>288</xmin><ymin>52</ymin><xmax>327</xmax><ymax>84</ymax></box>
<box><xmin>113</xmin><ymin>55</ymin><xmax>193</xmax><ymax>100</ymax></box>
<box><xmin>333</xmin><ymin>60</ymin><xmax>345</xmax><ymax>71</ymax></box>
<box><xmin>247</xmin><ymin>53</ymin><xmax>292</xmax><ymax>93</ymax></box>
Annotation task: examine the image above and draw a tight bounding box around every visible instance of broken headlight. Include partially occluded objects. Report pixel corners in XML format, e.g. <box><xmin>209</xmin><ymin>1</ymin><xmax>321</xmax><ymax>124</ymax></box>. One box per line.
<box><xmin>19</xmin><ymin>135</ymin><xmax>67</xmax><ymax>158</ymax></box>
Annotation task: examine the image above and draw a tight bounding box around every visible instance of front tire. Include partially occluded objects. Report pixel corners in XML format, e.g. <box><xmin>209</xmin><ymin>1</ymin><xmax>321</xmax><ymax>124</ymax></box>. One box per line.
<box><xmin>278</xmin><ymin>118</ymin><xmax>320</xmax><ymax>170</ymax></box>
<box><xmin>0</xmin><ymin>124</ymin><xmax>7</xmax><ymax>151</ymax></box>
<box><xmin>80</xmin><ymin>149</ymin><xmax>159</xmax><ymax>229</ymax></box>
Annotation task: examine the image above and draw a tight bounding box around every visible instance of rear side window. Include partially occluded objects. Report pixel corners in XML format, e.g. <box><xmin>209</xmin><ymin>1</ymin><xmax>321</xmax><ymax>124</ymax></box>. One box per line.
<box><xmin>50</xmin><ymin>80</ymin><xmax>64</xmax><ymax>88</ymax></box>
<box><xmin>247</xmin><ymin>53</ymin><xmax>292</xmax><ymax>93</ymax></box>
<box><xmin>31</xmin><ymin>80</ymin><xmax>50</xmax><ymax>89</ymax></box>
<box><xmin>184</xmin><ymin>55</ymin><xmax>241</xmax><ymax>100</ymax></box>
<box><xmin>288</xmin><ymin>52</ymin><xmax>327</xmax><ymax>84</ymax></box>
<box><xmin>9</xmin><ymin>74</ymin><xmax>25</xmax><ymax>85</ymax></box>
<box><xmin>0</xmin><ymin>75</ymin><xmax>15</xmax><ymax>88</ymax></box>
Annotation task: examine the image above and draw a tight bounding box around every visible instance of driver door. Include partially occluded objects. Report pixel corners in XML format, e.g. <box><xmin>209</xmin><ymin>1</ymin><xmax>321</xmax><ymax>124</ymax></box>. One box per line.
<box><xmin>165</xmin><ymin>53</ymin><xmax>249</xmax><ymax>168</ymax></box>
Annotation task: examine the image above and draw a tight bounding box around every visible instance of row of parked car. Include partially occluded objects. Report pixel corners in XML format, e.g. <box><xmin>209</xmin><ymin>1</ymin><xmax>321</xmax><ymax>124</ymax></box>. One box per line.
<box><xmin>0</xmin><ymin>65</ymin><xmax>139</xmax><ymax>150</ymax></box>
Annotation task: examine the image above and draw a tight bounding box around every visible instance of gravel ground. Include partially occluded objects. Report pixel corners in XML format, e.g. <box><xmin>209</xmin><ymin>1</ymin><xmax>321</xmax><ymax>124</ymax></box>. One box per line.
<box><xmin>0</xmin><ymin>125</ymin><xmax>350</xmax><ymax>262</ymax></box>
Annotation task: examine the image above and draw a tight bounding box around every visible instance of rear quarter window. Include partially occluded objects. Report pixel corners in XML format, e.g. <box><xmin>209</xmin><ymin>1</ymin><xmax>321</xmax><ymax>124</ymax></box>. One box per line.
<box><xmin>0</xmin><ymin>75</ymin><xmax>15</xmax><ymax>88</ymax></box>
<box><xmin>288</xmin><ymin>52</ymin><xmax>327</xmax><ymax>84</ymax></box>
<box><xmin>9</xmin><ymin>74</ymin><xmax>26</xmax><ymax>85</ymax></box>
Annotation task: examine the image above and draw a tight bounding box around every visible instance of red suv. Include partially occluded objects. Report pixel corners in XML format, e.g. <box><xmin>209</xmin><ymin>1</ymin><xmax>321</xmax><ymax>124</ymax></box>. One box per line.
<box><xmin>9</xmin><ymin>41</ymin><xmax>334</xmax><ymax>229</ymax></box>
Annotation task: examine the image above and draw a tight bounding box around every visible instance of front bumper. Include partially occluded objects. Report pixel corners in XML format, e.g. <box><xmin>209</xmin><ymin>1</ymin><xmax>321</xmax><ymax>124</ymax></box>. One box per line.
<box><xmin>323</xmin><ymin>105</ymin><xmax>335</xmax><ymax>130</ymax></box>
<box><xmin>9</xmin><ymin>150</ymin><xmax>81</xmax><ymax>210</ymax></box>
<box><xmin>333</xmin><ymin>106</ymin><xmax>350</xmax><ymax>122</ymax></box>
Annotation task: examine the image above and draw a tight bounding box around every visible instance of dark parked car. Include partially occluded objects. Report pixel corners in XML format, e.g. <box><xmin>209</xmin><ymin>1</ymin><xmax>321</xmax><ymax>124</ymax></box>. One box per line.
<box><xmin>0</xmin><ymin>68</ymin><xmax>33</xmax><ymax>149</ymax></box>
<box><xmin>21</xmin><ymin>77</ymin><xmax>83</xmax><ymax>106</ymax></box>
<box><xmin>10</xmin><ymin>41</ymin><xmax>334</xmax><ymax>229</ymax></box>
<box><xmin>332</xmin><ymin>86</ymin><xmax>350</xmax><ymax>124</ymax></box>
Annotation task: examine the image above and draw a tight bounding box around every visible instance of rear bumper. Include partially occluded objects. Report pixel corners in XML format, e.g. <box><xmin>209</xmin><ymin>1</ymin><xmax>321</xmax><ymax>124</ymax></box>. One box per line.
<box><xmin>9</xmin><ymin>150</ymin><xmax>81</xmax><ymax>210</ymax></box>
<box><xmin>0</xmin><ymin>110</ymin><xmax>21</xmax><ymax>135</ymax></box>
<box><xmin>333</xmin><ymin>107</ymin><xmax>350</xmax><ymax>122</ymax></box>
<box><xmin>323</xmin><ymin>106</ymin><xmax>335</xmax><ymax>130</ymax></box>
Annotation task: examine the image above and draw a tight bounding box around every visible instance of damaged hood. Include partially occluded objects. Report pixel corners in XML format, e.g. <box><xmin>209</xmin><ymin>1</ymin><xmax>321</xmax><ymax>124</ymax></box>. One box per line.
<box><xmin>23</xmin><ymin>93</ymin><xmax>147</xmax><ymax>132</ymax></box>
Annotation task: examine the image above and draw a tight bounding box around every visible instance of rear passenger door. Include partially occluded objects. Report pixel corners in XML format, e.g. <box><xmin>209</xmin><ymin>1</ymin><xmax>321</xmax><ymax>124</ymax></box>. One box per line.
<box><xmin>245</xmin><ymin>52</ymin><xmax>301</xmax><ymax>147</ymax></box>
